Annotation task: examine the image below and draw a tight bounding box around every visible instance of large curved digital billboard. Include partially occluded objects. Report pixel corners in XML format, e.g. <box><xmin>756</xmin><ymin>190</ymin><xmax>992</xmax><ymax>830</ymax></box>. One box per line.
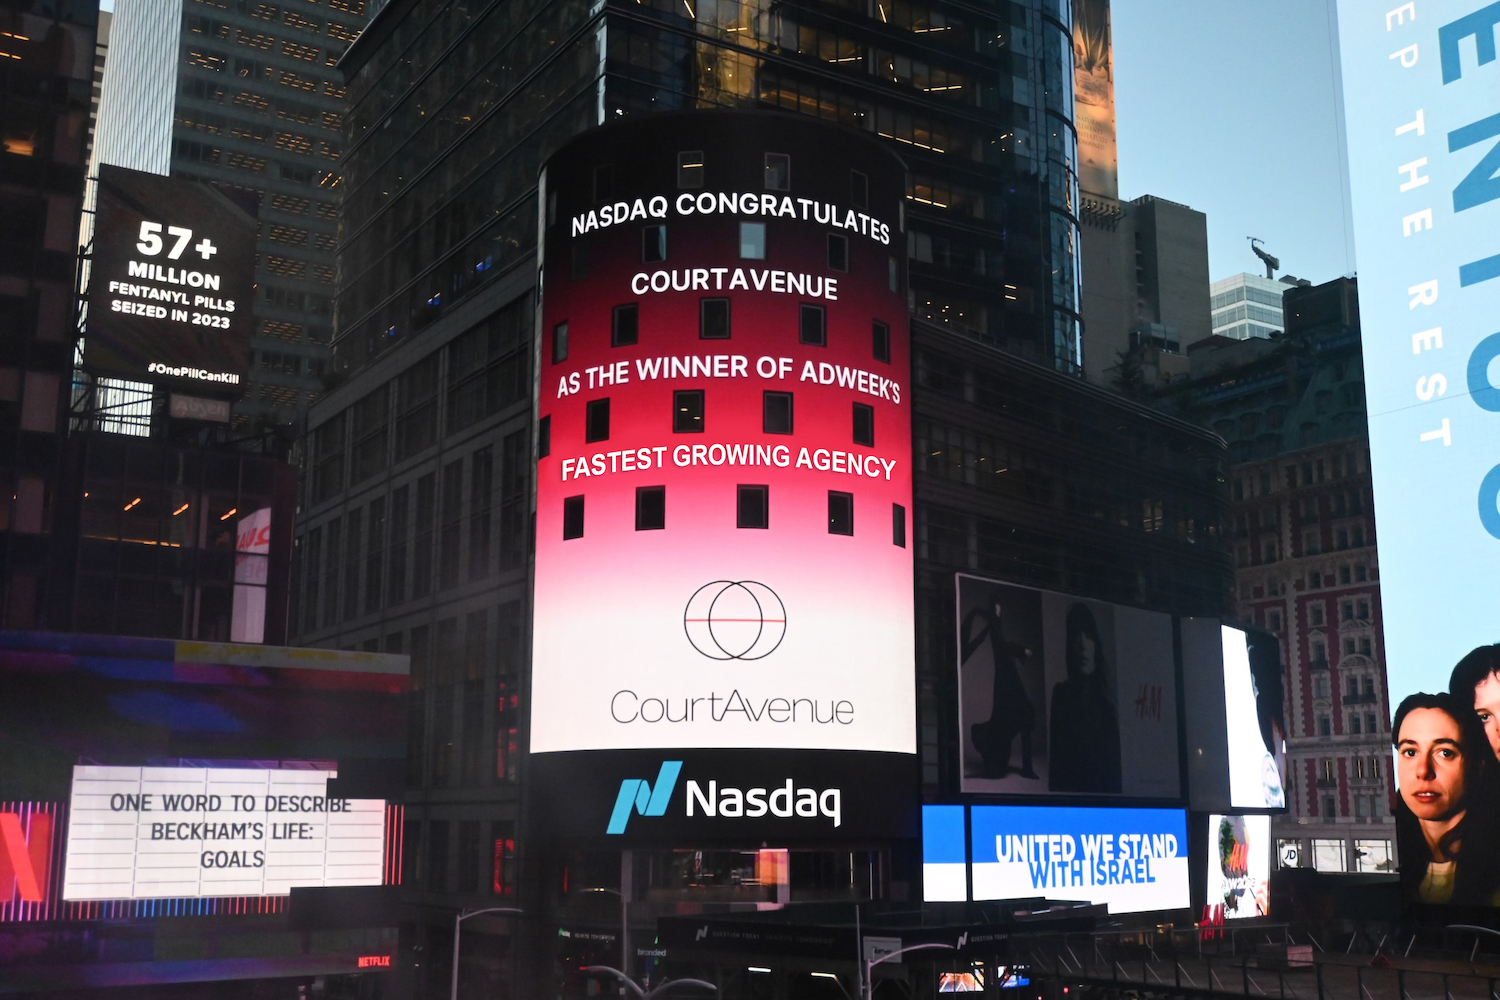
<box><xmin>530</xmin><ymin>112</ymin><xmax>916</xmax><ymax>842</ymax></box>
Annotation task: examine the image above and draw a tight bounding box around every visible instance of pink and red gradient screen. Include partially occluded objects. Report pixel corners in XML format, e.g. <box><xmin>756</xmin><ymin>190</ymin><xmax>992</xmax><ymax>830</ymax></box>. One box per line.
<box><xmin>531</xmin><ymin>121</ymin><xmax>915</xmax><ymax>756</ymax></box>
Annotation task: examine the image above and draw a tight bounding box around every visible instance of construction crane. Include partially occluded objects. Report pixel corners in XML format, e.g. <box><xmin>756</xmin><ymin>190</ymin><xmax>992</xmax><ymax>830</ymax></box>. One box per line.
<box><xmin>1249</xmin><ymin>237</ymin><xmax>1280</xmax><ymax>279</ymax></box>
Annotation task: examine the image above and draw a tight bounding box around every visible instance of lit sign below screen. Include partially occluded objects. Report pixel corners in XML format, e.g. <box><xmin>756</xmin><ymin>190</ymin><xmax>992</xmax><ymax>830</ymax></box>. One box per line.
<box><xmin>84</xmin><ymin>164</ymin><xmax>256</xmax><ymax>392</ymax></box>
<box><xmin>1205</xmin><ymin>814</ymin><xmax>1269</xmax><ymax>921</ymax></box>
<box><xmin>61</xmin><ymin>766</ymin><xmax>385</xmax><ymax>900</ymax></box>
<box><xmin>969</xmin><ymin>805</ymin><xmax>1189</xmax><ymax>914</ymax></box>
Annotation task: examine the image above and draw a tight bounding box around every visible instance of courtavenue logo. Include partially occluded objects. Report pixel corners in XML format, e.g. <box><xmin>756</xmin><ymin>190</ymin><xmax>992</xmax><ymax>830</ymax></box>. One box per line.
<box><xmin>606</xmin><ymin>761</ymin><xmax>682</xmax><ymax>835</ymax></box>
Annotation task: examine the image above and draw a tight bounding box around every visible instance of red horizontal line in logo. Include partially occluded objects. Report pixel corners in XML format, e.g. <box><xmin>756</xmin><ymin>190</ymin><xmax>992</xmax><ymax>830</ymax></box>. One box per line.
<box><xmin>684</xmin><ymin>619</ymin><xmax>785</xmax><ymax>623</ymax></box>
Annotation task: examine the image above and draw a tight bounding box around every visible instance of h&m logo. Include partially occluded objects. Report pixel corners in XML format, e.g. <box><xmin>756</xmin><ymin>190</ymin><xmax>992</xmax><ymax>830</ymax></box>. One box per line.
<box><xmin>0</xmin><ymin>811</ymin><xmax>53</xmax><ymax>903</ymax></box>
<box><xmin>606</xmin><ymin>762</ymin><xmax>682</xmax><ymax>835</ymax></box>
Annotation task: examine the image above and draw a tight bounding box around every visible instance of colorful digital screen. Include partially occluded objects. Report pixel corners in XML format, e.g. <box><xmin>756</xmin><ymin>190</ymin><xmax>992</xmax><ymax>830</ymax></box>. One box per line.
<box><xmin>85</xmin><ymin>164</ymin><xmax>257</xmax><ymax>392</ymax></box>
<box><xmin>955</xmin><ymin>574</ymin><xmax>1179</xmax><ymax>798</ymax></box>
<box><xmin>969</xmin><ymin>805</ymin><xmax>1189</xmax><ymax>914</ymax></box>
<box><xmin>922</xmin><ymin>804</ymin><xmax>967</xmax><ymax>902</ymax></box>
<box><xmin>1205</xmin><ymin>814</ymin><xmax>1270</xmax><ymax>921</ymax></box>
<box><xmin>1338</xmin><ymin>0</ymin><xmax>1500</xmax><ymax>908</ymax></box>
<box><xmin>526</xmin><ymin>114</ymin><xmax>918</xmax><ymax>843</ymax></box>
<box><xmin>939</xmin><ymin>971</ymin><xmax>984</xmax><ymax>993</ymax></box>
<box><xmin>1222</xmin><ymin>627</ymin><xmax>1287</xmax><ymax>809</ymax></box>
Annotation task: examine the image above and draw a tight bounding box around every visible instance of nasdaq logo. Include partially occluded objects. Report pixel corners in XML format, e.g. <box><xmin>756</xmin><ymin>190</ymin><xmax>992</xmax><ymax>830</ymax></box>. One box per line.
<box><xmin>606</xmin><ymin>761</ymin><xmax>682</xmax><ymax>835</ymax></box>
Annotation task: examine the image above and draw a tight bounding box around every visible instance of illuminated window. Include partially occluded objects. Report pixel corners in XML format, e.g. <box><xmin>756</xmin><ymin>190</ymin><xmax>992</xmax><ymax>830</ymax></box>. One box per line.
<box><xmin>852</xmin><ymin>402</ymin><xmax>874</xmax><ymax>447</ymax></box>
<box><xmin>642</xmin><ymin>225</ymin><xmax>666</xmax><ymax>263</ymax></box>
<box><xmin>737</xmin><ymin>485</ymin><xmax>768</xmax><ymax>529</ymax></box>
<box><xmin>893</xmin><ymin>503</ymin><xmax>906</xmax><ymax>547</ymax></box>
<box><xmin>739</xmin><ymin>222</ymin><xmax>766</xmax><ymax>260</ymax></box>
<box><xmin>635</xmin><ymin>486</ymin><xmax>665</xmax><ymax>531</ymax></box>
<box><xmin>764</xmin><ymin>152</ymin><xmax>790</xmax><ymax>190</ymax></box>
<box><xmin>700</xmin><ymin>298</ymin><xmax>730</xmax><ymax>339</ymax></box>
<box><xmin>537</xmin><ymin>415</ymin><xmax>550</xmax><ymax>459</ymax></box>
<box><xmin>677</xmin><ymin>150</ymin><xmax>704</xmax><ymax>189</ymax></box>
<box><xmin>828</xmin><ymin>233</ymin><xmax>848</xmax><ymax>271</ymax></box>
<box><xmin>827</xmin><ymin>491</ymin><xmax>853</xmax><ymax>535</ymax></box>
<box><xmin>872</xmin><ymin>320</ymin><xmax>891</xmax><ymax>362</ymax></box>
<box><xmin>799</xmin><ymin>304</ymin><xmax>826</xmax><ymax>346</ymax></box>
<box><xmin>585</xmin><ymin>398</ymin><xmax>610</xmax><ymax>443</ymax></box>
<box><xmin>552</xmin><ymin>322</ymin><xmax>567</xmax><ymax>363</ymax></box>
<box><xmin>673</xmin><ymin>390</ymin><xmax>703</xmax><ymax>433</ymax></box>
<box><xmin>763</xmin><ymin>392</ymin><xmax>792</xmax><ymax>435</ymax></box>
<box><xmin>562</xmin><ymin>496</ymin><xmax>584</xmax><ymax>539</ymax></box>
<box><xmin>612</xmin><ymin>304</ymin><xmax>638</xmax><ymax>347</ymax></box>
<box><xmin>851</xmin><ymin>169</ymin><xmax>868</xmax><ymax>209</ymax></box>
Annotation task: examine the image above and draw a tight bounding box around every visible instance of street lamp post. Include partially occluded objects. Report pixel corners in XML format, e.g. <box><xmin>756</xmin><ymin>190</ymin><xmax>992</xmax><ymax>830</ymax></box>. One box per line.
<box><xmin>450</xmin><ymin>906</ymin><xmax>523</xmax><ymax>1000</ymax></box>
<box><xmin>862</xmin><ymin>942</ymin><xmax>957</xmax><ymax>1000</ymax></box>
<box><xmin>583</xmin><ymin>886</ymin><xmax>629</xmax><ymax>983</ymax></box>
<box><xmin>581</xmin><ymin>965</ymin><xmax>718</xmax><ymax>998</ymax></box>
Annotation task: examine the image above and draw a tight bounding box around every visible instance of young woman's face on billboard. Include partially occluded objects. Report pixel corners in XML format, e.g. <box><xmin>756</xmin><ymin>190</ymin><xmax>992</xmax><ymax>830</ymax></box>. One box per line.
<box><xmin>1397</xmin><ymin>707</ymin><xmax>1467</xmax><ymax>821</ymax></box>
<box><xmin>1472</xmin><ymin>673</ymin><xmax>1500</xmax><ymax>760</ymax></box>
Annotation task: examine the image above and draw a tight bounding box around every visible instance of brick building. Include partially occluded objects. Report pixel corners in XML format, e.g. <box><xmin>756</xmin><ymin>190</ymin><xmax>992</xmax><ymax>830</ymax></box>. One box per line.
<box><xmin>1178</xmin><ymin>275</ymin><xmax>1394</xmax><ymax>873</ymax></box>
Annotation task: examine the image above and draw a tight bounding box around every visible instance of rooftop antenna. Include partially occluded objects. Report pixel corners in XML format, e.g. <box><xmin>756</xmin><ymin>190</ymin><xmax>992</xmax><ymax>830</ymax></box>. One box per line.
<box><xmin>1249</xmin><ymin>237</ymin><xmax>1280</xmax><ymax>280</ymax></box>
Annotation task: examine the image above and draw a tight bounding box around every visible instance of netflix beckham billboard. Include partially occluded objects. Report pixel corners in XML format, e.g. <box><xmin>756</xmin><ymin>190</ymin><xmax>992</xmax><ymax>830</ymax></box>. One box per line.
<box><xmin>529</xmin><ymin>112</ymin><xmax>917</xmax><ymax>843</ymax></box>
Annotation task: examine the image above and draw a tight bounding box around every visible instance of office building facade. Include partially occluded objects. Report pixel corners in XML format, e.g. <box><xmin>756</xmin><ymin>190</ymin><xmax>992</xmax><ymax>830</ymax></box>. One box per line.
<box><xmin>1079</xmin><ymin>193</ymin><xmax>1211</xmax><ymax>386</ymax></box>
<box><xmin>297</xmin><ymin>2</ymin><xmax>1232</xmax><ymax>994</ymax></box>
<box><xmin>89</xmin><ymin>0</ymin><xmax>371</xmax><ymax>430</ymax></box>
<box><xmin>1209</xmin><ymin>272</ymin><xmax>1288</xmax><ymax>341</ymax></box>
<box><xmin>0</xmin><ymin>0</ymin><xmax>98</xmax><ymax>629</ymax></box>
<box><xmin>1178</xmin><ymin>277</ymin><xmax>1394</xmax><ymax>874</ymax></box>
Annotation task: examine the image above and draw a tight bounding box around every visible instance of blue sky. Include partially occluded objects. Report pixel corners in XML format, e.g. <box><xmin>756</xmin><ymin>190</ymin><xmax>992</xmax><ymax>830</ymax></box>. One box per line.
<box><xmin>1112</xmin><ymin>0</ymin><xmax>1356</xmax><ymax>285</ymax></box>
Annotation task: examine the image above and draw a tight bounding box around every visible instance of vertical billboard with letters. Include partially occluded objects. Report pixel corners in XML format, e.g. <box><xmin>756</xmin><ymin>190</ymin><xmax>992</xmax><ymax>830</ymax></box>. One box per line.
<box><xmin>529</xmin><ymin>112</ymin><xmax>917</xmax><ymax>843</ymax></box>
<box><xmin>85</xmin><ymin>164</ymin><xmax>257</xmax><ymax>393</ymax></box>
<box><xmin>1337</xmin><ymin>0</ymin><xmax>1500</xmax><ymax>906</ymax></box>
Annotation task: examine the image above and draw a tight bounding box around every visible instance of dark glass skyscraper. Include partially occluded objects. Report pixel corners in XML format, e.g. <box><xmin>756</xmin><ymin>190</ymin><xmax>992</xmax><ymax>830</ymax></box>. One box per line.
<box><xmin>301</xmin><ymin>3</ymin><xmax>1226</xmax><ymax>996</ymax></box>
<box><xmin>336</xmin><ymin>0</ymin><xmax>1082</xmax><ymax>375</ymax></box>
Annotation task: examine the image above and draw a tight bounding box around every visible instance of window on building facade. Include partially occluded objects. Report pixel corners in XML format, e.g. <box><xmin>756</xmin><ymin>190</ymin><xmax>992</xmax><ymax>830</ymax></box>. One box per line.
<box><xmin>700</xmin><ymin>298</ymin><xmax>730</xmax><ymax>339</ymax></box>
<box><xmin>828</xmin><ymin>491</ymin><xmax>854</xmax><ymax>535</ymax></box>
<box><xmin>763</xmin><ymin>391</ymin><xmax>793</xmax><ymax>434</ymax></box>
<box><xmin>764</xmin><ymin>152</ymin><xmax>790</xmax><ymax>190</ymax></box>
<box><xmin>740</xmin><ymin>222</ymin><xmax>765</xmax><ymax>259</ymax></box>
<box><xmin>612</xmin><ymin>304</ymin><xmax>639</xmax><ymax>347</ymax></box>
<box><xmin>673</xmin><ymin>390</ymin><xmax>704</xmax><ymax>433</ymax></box>
<box><xmin>635</xmin><ymin>486</ymin><xmax>665</xmax><ymax>531</ymax></box>
<box><xmin>677</xmin><ymin>150</ymin><xmax>703</xmax><ymax>188</ymax></box>
<box><xmin>562</xmin><ymin>495</ymin><xmax>584</xmax><ymax>539</ymax></box>
<box><xmin>737</xmin><ymin>485</ymin><xmax>768</xmax><ymax>529</ymax></box>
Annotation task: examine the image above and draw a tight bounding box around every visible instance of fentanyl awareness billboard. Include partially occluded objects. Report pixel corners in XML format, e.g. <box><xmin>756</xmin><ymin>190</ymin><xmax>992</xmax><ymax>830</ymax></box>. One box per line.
<box><xmin>969</xmin><ymin>805</ymin><xmax>1188</xmax><ymax>913</ymax></box>
<box><xmin>1337</xmin><ymin>0</ymin><xmax>1500</xmax><ymax>908</ymax></box>
<box><xmin>85</xmin><ymin>164</ymin><xmax>257</xmax><ymax>392</ymax></box>
<box><xmin>61</xmin><ymin>766</ymin><xmax>386</xmax><ymax>900</ymax></box>
<box><xmin>955</xmin><ymin>574</ymin><xmax>1179</xmax><ymax>799</ymax></box>
<box><xmin>528</xmin><ymin>113</ymin><xmax>916</xmax><ymax>843</ymax></box>
<box><xmin>1205</xmin><ymin>814</ymin><xmax>1270</xmax><ymax>921</ymax></box>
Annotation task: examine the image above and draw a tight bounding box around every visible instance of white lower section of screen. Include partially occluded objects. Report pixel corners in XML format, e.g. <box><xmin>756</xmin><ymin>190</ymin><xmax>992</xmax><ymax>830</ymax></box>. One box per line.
<box><xmin>923</xmin><ymin>862</ymin><xmax>967</xmax><ymax>902</ymax></box>
<box><xmin>62</xmin><ymin>766</ymin><xmax>385</xmax><ymax>900</ymax></box>
<box><xmin>971</xmin><ymin>856</ymin><xmax>1189</xmax><ymax>914</ymax></box>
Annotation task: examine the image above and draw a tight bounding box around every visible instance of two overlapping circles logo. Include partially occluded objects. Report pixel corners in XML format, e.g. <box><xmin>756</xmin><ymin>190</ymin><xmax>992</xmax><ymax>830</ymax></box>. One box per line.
<box><xmin>684</xmin><ymin>581</ymin><xmax>786</xmax><ymax>660</ymax></box>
